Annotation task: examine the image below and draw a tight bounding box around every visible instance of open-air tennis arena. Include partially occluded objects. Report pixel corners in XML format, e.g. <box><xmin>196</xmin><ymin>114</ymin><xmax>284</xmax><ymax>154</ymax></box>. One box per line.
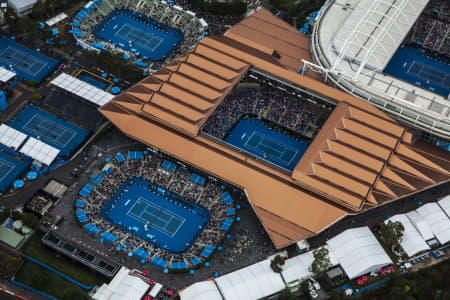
<box><xmin>102</xmin><ymin>177</ymin><xmax>209</xmax><ymax>253</ymax></box>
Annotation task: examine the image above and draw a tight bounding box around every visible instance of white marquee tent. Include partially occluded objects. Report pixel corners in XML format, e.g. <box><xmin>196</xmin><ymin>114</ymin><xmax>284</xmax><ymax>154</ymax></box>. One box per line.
<box><xmin>179</xmin><ymin>281</ymin><xmax>223</xmax><ymax>300</ymax></box>
<box><xmin>438</xmin><ymin>195</ymin><xmax>450</xmax><ymax>218</ymax></box>
<box><xmin>19</xmin><ymin>137</ymin><xmax>60</xmax><ymax>166</ymax></box>
<box><xmin>0</xmin><ymin>124</ymin><xmax>27</xmax><ymax>150</ymax></box>
<box><xmin>90</xmin><ymin>267</ymin><xmax>150</xmax><ymax>300</ymax></box>
<box><xmin>0</xmin><ymin>66</ymin><xmax>16</xmax><ymax>83</ymax></box>
<box><xmin>51</xmin><ymin>73</ymin><xmax>115</xmax><ymax>106</ymax></box>
<box><xmin>281</xmin><ymin>246</ymin><xmax>338</xmax><ymax>284</ymax></box>
<box><xmin>406</xmin><ymin>211</ymin><xmax>434</xmax><ymax>241</ymax></box>
<box><xmin>416</xmin><ymin>203</ymin><xmax>450</xmax><ymax>245</ymax></box>
<box><xmin>386</xmin><ymin>214</ymin><xmax>430</xmax><ymax>257</ymax></box>
<box><xmin>215</xmin><ymin>258</ymin><xmax>285</xmax><ymax>300</ymax></box>
<box><xmin>327</xmin><ymin>227</ymin><xmax>392</xmax><ymax>279</ymax></box>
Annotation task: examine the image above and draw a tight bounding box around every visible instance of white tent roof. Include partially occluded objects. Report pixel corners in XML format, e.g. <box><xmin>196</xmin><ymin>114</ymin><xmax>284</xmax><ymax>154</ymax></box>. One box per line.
<box><xmin>386</xmin><ymin>214</ymin><xmax>430</xmax><ymax>257</ymax></box>
<box><xmin>281</xmin><ymin>246</ymin><xmax>339</xmax><ymax>284</ymax></box>
<box><xmin>19</xmin><ymin>137</ymin><xmax>59</xmax><ymax>166</ymax></box>
<box><xmin>438</xmin><ymin>196</ymin><xmax>450</xmax><ymax>218</ymax></box>
<box><xmin>179</xmin><ymin>281</ymin><xmax>223</xmax><ymax>300</ymax></box>
<box><xmin>0</xmin><ymin>124</ymin><xmax>27</xmax><ymax>150</ymax></box>
<box><xmin>46</xmin><ymin>12</ymin><xmax>68</xmax><ymax>27</ymax></box>
<box><xmin>91</xmin><ymin>267</ymin><xmax>149</xmax><ymax>300</ymax></box>
<box><xmin>51</xmin><ymin>73</ymin><xmax>115</xmax><ymax>106</ymax></box>
<box><xmin>215</xmin><ymin>259</ymin><xmax>285</xmax><ymax>300</ymax></box>
<box><xmin>0</xmin><ymin>66</ymin><xmax>16</xmax><ymax>83</ymax></box>
<box><xmin>199</xmin><ymin>18</ymin><xmax>208</xmax><ymax>28</ymax></box>
<box><xmin>406</xmin><ymin>211</ymin><xmax>434</xmax><ymax>241</ymax></box>
<box><xmin>416</xmin><ymin>203</ymin><xmax>450</xmax><ymax>245</ymax></box>
<box><xmin>331</xmin><ymin>0</ymin><xmax>429</xmax><ymax>77</ymax></box>
<box><xmin>327</xmin><ymin>227</ymin><xmax>392</xmax><ymax>279</ymax></box>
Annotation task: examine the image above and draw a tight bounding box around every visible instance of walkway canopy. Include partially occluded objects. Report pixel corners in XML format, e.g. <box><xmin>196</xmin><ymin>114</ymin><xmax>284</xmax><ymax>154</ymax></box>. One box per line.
<box><xmin>215</xmin><ymin>258</ymin><xmax>285</xmax><ymax>300</ymax></box>
<box><xmin>327</xmin><ymin>227</ymin><xmax>392</xmax><ymax>279</ymax></box>
<box><xmin>179</xmin><ymin>281</ymin><xmax>223</xmax><ymax>300</ymax></box>
<box><xmin>386</xmin><ymin>214</ymin><xmax>430</xmax><ymax>257</ymax></box>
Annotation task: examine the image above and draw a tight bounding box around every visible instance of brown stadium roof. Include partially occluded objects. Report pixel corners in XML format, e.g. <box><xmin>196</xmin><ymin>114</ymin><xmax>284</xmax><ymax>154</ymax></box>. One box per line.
<box><xmin>99</xmin><ymin>8</ymin><xmax>450</xmax><ymax>249</ymax></box>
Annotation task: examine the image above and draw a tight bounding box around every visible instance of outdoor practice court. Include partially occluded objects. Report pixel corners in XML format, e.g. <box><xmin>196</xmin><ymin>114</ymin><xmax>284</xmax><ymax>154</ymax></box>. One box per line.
<box><xmin>226</xmin><ymin>118</ymin><xmax>311</xmax><ymax>171</ymax></box>
<box><xmin>0</xmin><ymin>152</ymin><xmax>28</xmax><ymax>193</ymax></box>
<box><xmin>102</xmin><ymin>178</ymin><xmax>209</xmax><ymax>253</ymax></box>
<box><xmin>0</xmin><ymin>36</ymin><xmax>59</xmax><ymax>83</ymax></box>
<box><xmin>10</xmin><ymin>106</ymin><xmax>88</xmax><ymax>157</ymax></box>
<box><xmin>384</xmin><ymin>46</ymin><xmax>450</xmax><ymax>97</ymax></box>
<box><xmin>94</xmin><ymin>10</ymin><xmax>184</xmax><ymax>61</ymax></box>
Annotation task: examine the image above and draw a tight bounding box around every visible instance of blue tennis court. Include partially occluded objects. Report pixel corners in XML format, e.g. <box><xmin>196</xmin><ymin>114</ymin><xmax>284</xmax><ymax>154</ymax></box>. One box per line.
<box><xmin>102</xmin><ymin>177</ymin><xmax>209</xmax><ymax>253</ymax></box>
<box><xmin>0</xmin><ymin>151</ymin><xmax>29</xmax><ymax>193</ymax></box>
<box><xmin>94</xmin><ymin>9</ymin><xmax>183</xmax><ymax>61</ymax></box>
<box><xmin>0</xmin><ymin>36</ymin><xmax>59</xmax><ymax>83</ymax></box>
<box><xmin>225</xmin><ymin>118</ymin><xmax>311</xmax><ymax>171</ymax></box>
<box><xmin>9</xmin><ymin>106</ymin><xmax>88</xmax><ymax>157</ymax></box>
<box><xmin>384</xmin><ymin>46</ymin><xmax>450</xmax><ymax>97</ymax></box>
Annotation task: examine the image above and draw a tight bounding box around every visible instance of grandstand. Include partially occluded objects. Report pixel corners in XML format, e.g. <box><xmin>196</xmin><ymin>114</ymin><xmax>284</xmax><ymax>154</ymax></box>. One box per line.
<box><xmin>310</xmin><ymin>0</ymin><xmax>450</xmax><ymax>140</ymax></box>
<box><xmin>99</xmin><ymin>8</ymin><xmax>450</xmax><ymax>250</ymax></box>
<box><xmin>72</xmin><ymin>0</ymin><xmax>207</xmax><ymax>71</ymax></box>
<box><xmin>76</xmin><ymin>150</ymin><xmax>235</xmax><ymax>270</ymax></box>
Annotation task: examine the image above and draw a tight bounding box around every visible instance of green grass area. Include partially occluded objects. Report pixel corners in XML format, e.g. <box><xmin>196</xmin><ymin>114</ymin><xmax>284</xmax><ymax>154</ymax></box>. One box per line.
<box><xmin>0</xmin><ymin>248</ymin><xmax>23</xmax><ymax>279</ymax></box>
<box><xmin>21</xmin><ymin>231</ymin><xmax>105</xmax><ymax>286</ymax></box>
<box><xmin>15</xmin><ymin>260</ymin><xmax>86</xmax><ymax>300</ymax></box>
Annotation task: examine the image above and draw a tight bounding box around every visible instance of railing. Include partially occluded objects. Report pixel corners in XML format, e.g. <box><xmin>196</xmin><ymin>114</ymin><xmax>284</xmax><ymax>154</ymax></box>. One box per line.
<box><xmin>310</xmin><ymin>0</ymin><xmax>450</xmax><ymax>141</ymax></box>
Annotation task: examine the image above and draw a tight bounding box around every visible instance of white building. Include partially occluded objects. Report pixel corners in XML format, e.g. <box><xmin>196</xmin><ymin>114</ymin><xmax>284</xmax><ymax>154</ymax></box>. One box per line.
<box><xmin>88</xmin><ymin>267</ymin><xmax>150</xmax><ymax>300</ymax></box>
<box><xmin>7</xmin><ymin>0</ymin><xmax>37</xmax><ymax>16</ymax></box>
<box><xmin>416</xmin><ymin>203</ymin><xmax>450</xmax><ymax>245</ymax></box>
<box><xmin>179</xmin><ymin>281</ymin><xmax>223</xmax><ymax>300</ymax></box>
<box><xmin>386</xmin><ymin>214</ymin><xmax>430</xmax><ymax>257</ymax></box>
<box><xmin>327</xmin><ymin>227</ymin><xmax>392</xmax><ymax>279</ymax></box>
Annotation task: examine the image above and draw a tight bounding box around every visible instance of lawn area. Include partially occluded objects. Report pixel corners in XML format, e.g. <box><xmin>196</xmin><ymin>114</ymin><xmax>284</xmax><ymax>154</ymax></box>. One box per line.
<box><xmin>15</xmin><ymin>260</ymin><xmax>86</xmax><ymax>300</ymax></box>
<box><xmin>21</xmin><ymin>231</ymin><xmax>105</xmax><ymax>286</ymax></box>
<box><xmin>0</xmin><ymin>248</ymin><xmax>23</xmax><ymax>279</ymax></box>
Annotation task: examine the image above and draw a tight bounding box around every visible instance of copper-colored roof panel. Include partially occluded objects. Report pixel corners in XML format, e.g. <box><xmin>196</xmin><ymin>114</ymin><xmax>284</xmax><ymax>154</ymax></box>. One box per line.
<box><xmin>226</xmin><ymin>25</ymin><xmax>311</xmax><ymax>63</ymax></box>
<box><xmin>169</xmin><ymin>73</ymin><xmax>222</xmax><ymax>100</ymax></box>
<box><xmin>328</xmin><ymin>140</ymin><xmax>385</xmax><ymax>171</ymax></box>
<box><xmin>186</xmin><ymin>53</ymin><xmax>240</xmax><ymax>81</ymax></box>
<box><xmin>349</xmin><ymin>106</ymin><xmax>404</xmax><ymax>137</ymax></box>
<box><xmin>313</xmin><ymin>163</ymin><xmax>371</xmax><ymax>197</ymax></box>
<box><xmin>176</xmin><ymin>63</ymin><xmax>231</xmax><ymax>91</ymax></box>
<box><xmin>251</xmin><ymin>8</ymin><xmax>299</xmax><ymax>33</ymax></box>
<box><xmin>141</xmin><ymin>103</ymin><xmax>199</xmax><ymax>135</ymax></box>
<box><xmin>321</xmin><ymin>151</ymin><xmax>377</xmax><ymax>184</ymax></box>
<box><xmin>239</xmin><ymin>16</ymin><xmax>309</xmax><ymax>50</ymax></box>
<box><xmin>343</xmin><ymin>118</ymin><xmax>398</xmax><ymax>148</ymax></box>
<box><xmin>335</xmin><ymin>128</ymin><xmax>391</xmax><ymax>160</ymax></box>
<box><xmin>159</xmin><ymin>83</ymin><xmax>214</xmax><ymax>111</ymax></box>
<box><xmin>150</xmin><ymin>93</ymin><xmax>204</xmax><ymax>122</ymax></box>
<box><xmin>194</xmin><ymin>44</ymin><xmax>249</xmax><ymax>71</ymax></box>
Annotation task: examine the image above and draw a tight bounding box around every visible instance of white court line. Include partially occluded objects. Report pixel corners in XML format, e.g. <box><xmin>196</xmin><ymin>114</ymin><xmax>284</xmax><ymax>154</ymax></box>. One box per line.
<box><xmin>115</xmin><ymin>23</ymin><xmax>163</xmax><ymax>52</ymax></box>
<box><xmin>0</xmin><ymin>158</ymin><xmax>15</xmax><ymax>182</ymax></box>
<box><xmin>127</xmin><ymin>196</ymin><xmax>185</xmax><ymax>237</ymax></box>
<box><xmin>245</xmin><ymin>131</ymin><xmax>298</xmax><ymax>166</ymax></box>
<box><xmin>0</xmin><ymin>46</ymin><xmax>47</xmax><ymax>77</ymax></box>
<box><xmin>22</xmin><ymin>114</ymin><xmax>76</xmax><ymax>148</ymax></box>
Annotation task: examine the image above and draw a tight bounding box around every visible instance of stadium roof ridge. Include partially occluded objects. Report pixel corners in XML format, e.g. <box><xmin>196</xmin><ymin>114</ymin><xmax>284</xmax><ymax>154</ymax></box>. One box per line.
<box><xmin>99</xmin><ymin>8</ymin><xmax>450</xmax><ymax>249</ymax></box>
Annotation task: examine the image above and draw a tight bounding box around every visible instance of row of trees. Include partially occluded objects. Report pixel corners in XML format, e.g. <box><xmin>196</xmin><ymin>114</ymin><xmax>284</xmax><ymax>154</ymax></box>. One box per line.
<box><xmin>85</xmin><ymin>51</ymin><xmax>144</xmax><ymax>83</ymax></box>
<box><xmin>191</xmin><ymin>0</ymin><xmax>247</xmax><ymax>16</ymax></box>
<box><xmin>31</xmin><ymin>0</ymin><xmax>77</xmax><ymax>19</ymax></box>
<box><xmin>269</xmin><ymin>0</ymin><xmax>325</xmax><ymax>26</ymax></box>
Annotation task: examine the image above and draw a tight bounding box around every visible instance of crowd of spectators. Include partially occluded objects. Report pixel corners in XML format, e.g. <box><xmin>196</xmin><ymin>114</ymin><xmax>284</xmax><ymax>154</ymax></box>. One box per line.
<box><xmin>82</xmin><ymin>150</ymin><xmax>232</xmax><ymax>269</ymax></box>
<box><xmin>202</xmin><ymin>76</ymin><xmax>333</xmax><ymax>140</ymax></box>
<box><xmin>77</xmin><ymin>0</ymin><xmax>205</xmax><ymax>71</ymax></box>
<box><xmin>411</xmin><ymin>0</ymin><xmax>449</xmax><ymax>57</ymax></box>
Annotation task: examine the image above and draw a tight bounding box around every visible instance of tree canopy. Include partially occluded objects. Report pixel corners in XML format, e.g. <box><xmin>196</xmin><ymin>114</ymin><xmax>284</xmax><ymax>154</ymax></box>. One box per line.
<box><xmin>310</xmin><ymin>247</ymin><xmax>332</xmax><ymax>277</ymax></box>
<box><xmin>378</xmin><ymin>221</ymin><xmax>405</xmax><ymax>250</ymax></box>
